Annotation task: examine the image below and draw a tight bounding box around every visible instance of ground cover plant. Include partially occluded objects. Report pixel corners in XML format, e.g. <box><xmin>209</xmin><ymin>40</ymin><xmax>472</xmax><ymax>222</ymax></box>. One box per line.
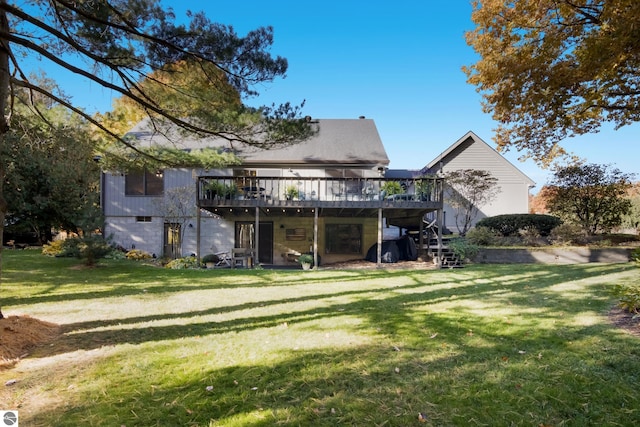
<box><xmin>1</xmin><ymin>250</ymin><xmax>639</xmax><ymax>426</ymax></box>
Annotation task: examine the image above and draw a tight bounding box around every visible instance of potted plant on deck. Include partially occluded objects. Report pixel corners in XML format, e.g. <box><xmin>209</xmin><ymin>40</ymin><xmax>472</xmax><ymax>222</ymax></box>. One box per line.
<box><xmin>298</xmin><ymin>254</ymin><xmax>313</xmax><ymax>270</ymax></box>
<box><xmin>284</xmin><ymin>185</ymin><xmax>299</xmax><ymax>201</ymax></box>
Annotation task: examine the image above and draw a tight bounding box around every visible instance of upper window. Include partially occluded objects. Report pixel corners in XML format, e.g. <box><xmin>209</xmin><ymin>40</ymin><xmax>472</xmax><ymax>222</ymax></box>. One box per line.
<box><xmin>125</xmin><ymin>170</ymin><xmax>164</xmax><ymax>196</ymax></box>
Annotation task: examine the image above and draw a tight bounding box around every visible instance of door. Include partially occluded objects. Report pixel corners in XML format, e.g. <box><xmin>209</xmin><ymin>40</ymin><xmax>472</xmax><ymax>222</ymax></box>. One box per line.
<box><xmin>164</xmin><ymin>223</ymin><xmax>182</xmax><ymax>259</ymax></box>
<box><xmin>235</xmin><ymin>222</ymin><xmax>273</xmax><ymax>264</ymax></box>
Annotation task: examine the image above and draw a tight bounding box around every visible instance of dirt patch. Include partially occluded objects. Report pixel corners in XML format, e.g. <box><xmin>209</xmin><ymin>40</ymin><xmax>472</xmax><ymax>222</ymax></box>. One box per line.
<box><xmin>608</xmin><ymin>307</ymin><xmax>640</xmax><ymax>337</ymax></box>
<box><xmin>0</xmin><ymin>316</ymin><xmax>61</xmax><ymax>370</ymax></box>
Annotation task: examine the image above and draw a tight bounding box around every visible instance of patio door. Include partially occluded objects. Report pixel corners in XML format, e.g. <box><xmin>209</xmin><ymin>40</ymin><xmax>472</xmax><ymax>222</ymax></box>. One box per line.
<box><xmin>235</xmin><ymin>222</ymin><xmax>273</xmax><ymax>264</ymax></box>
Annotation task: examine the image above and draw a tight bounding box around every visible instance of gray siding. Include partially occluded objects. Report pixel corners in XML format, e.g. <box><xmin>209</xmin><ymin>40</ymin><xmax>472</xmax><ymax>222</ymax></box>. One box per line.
<box><xmin>429</xmin><ymin>134</ymin><xmax>534</xmax><ymax>232</ymax></box>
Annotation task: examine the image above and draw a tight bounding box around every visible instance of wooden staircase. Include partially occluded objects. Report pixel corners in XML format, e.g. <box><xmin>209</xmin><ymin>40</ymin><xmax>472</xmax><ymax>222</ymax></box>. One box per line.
<box><xmin>427</xmin><ymin>236</ymin><xmax>463</xmax><ymax>268</ymax></box>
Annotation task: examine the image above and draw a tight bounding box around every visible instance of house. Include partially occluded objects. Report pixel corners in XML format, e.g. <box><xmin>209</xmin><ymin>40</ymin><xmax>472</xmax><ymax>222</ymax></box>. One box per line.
<box><xmin>387</xmin><ymin>131</ymin><xmax>535</xmax><ymax>234</ymax></box>
<box><xmin>101</xmin><ymin>117</ymin><xmax>444</xmax><ymax>266</ymax></box>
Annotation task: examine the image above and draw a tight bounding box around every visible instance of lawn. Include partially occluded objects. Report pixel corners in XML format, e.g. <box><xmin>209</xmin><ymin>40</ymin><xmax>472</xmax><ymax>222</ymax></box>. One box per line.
<box><xmin>1</xmin><ymin>250</ymin><xmax>639</xmax><ymax>426</ymax></box>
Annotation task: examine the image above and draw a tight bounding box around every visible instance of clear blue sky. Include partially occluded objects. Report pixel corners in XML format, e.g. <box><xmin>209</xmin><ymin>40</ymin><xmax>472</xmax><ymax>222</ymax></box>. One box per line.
<box><xmin>55</xmin><ymin>0</ymin><xmax>640</xmax><ymax>190</ymax></box>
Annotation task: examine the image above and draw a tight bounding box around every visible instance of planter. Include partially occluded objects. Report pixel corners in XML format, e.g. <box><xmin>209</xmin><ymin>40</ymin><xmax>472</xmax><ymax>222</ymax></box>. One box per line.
<box><xmin>301</xmin><ymin>262</ymin><xmax>312</xmax><ymax>270</ymax></box>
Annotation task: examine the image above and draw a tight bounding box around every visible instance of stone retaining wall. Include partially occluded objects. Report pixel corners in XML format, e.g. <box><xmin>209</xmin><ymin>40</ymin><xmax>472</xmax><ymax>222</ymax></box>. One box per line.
<box><xmin>472</xmin><ymin>247</ymin><xmax>633</xmax><ymax>264</ymax></box>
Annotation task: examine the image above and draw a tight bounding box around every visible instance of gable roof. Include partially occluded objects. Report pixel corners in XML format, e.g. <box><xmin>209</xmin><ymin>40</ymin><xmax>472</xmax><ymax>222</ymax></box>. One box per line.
<box><xmin>422</xmin><ymin>131</ymin><xmax>535</xmax><ymax>185</ymax></box>
<box><xmin>125</xmin><ymin>118</ymin><xmax>389</xmax><ymax>169</ymax></box>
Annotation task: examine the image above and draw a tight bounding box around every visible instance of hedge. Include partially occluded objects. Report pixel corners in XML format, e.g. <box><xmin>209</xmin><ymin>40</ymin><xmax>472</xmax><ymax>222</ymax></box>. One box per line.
<box><xmin>476</xmin><ymin>214</ymin><xmax>562</xmax><ymax>237</ymax></box>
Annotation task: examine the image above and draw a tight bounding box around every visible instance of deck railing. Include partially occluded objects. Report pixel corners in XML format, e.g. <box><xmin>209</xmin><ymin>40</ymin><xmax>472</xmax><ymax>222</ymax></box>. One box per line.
<box><xmin>197</xmin><ymin>176</ymin><xmax>443</xmax><ymax>209</ymax></box>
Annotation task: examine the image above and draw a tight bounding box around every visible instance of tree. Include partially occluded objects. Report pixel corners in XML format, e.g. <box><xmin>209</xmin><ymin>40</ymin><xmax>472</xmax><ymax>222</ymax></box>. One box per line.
<box><xmin>443</xmin><ymin>169</ymin><xmax>501</xmax><ymax>235</ymax></box>
<box><xmin>546</xmin><ymin>163</ymin><xmax>634</xmax><ymax>234</ymax></box>
<box><xmin>4</xmin><ymin>99</ymin><xmax>101</xmax><ymax>243</ymax></box>
<box><xmin>620</xmin><ymin>183</ymin><xmax>640</xmax><ymax>231</ymax></box>
<box><xmin>153</xmin><ymin>186</ymin><xmax>195</xmax><ymax>259</ymax></box>
<box><xmin>464</xmin><ymin>0</ymin><xmax>640</xmax><ymax>165</ymax></box>
<box><xmin>0</xmin><ymin>0</ymin><xmax>312</xmax><ymax>318</ymax></box>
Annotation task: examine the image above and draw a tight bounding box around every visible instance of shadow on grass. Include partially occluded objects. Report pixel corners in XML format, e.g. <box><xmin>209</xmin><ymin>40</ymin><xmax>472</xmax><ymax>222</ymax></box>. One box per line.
<box><xmin>35</xmin><ymin>311</ymin><xmax>640</xmax><ymax>426</ymax></box>
<box><xmin>32</xmin><ymin>263</ymin><xmax>634</xmax><ymax>358</ymax></box>
<box><xmin>14</xmin><ymin>256</ymin><xmax>640</xmax><ymax>426</ymax></box>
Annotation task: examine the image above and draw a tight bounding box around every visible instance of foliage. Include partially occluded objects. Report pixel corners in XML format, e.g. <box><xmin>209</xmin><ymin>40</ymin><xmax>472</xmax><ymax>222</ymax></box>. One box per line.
<box><xmin>465</xmin><ymin>226</ymin><xmax>501</xmax><ymax>246</ymax></box>
<box><xmin>415</xmin><ymin>176</ymin><xmax>435</xmax><ymax>200</ymax></box>
<box><xmin>518</xmin><ymin>226</ymin><xmax>544</xmax><ymax>247</ymax></box>
<box><xmin>476</xmin><ymin>214</ymin><xmax>562</xmax><ymax>237</ymax></box>
<box><xmin>631</xmin><ymin>247</ymin><xmax>640</xmax><ymax>264</ymax></box>
<box><xmin>444</xmin><ymin>169</ymin><xmax>500</xmax><ymax>235</ymax></box>
<box><xmin>165</xmin><ymin>255</ymin><xmax>200</xmax><ymax>270</ymax></box>
<box><xmin>41</xmin><ymin>239</ymin><xmax>67</xmax><ymax>257</ymax></box>
<box><xmin>298</xmin><ymin>254</ymin><xmax>313</xmax><ymax>265</ymax></box>
<box><xmin>51</xmin><ymin>235</ymin><xmax>113</xmax><ymax>266</ymax></box>
<box><xmin>153</xmin><ymin>186</ymin><xmax>195</xmax><ymax>259</ymax></box>
<box><xmin>548</xmin><ymin>224</ymin><xmax>589</xmax><ymax>246</ymax></box>
<box><xmin>3</xmin><ymin>100</ymin><xmax>101</xmax><ymax>243</ymax></box>
<box><xmin>201</xmin><ymin>254</ymin><xmax>219</xmax><ymax>264</ymax></box>
<box><xmin>447</xmin><ymin>237</ymin><xmax>480</xmax><ymax>261</ymax></box>
<box><xmin>0</xmin><ymin>0</ymin><xmax>315</xmax><ymax>317</ymax></box>
<box><xmin>125</xmin><ymin>249</ymin><xmax>152</xmax><ymax>260</ymax></box>
<box><xmin>380</xmin><ymin>181</ymin><xmax>404</xmax><ymax>196</ymax></box>
<box><xmin>620</xmin><ymin>183</ymin><xmax>640</xmax><ymax>231</ymax></box>
<box><xmin>465</xmin><ymin>0</ymin><xmax>640</xmax><ymax>165</ymax></box>
<box><xmin>284</xmin><ymin>185</ymin><xmax>299</xmax><ymax>200</ymax></box>
<box><xmin>546</xmin><ymin>163</ymin><xmax>634</xmax><ymax>234</ymax></box>
<box><xmin>611</xmin><ymin>284</ymin><xmax>640</xmax><ymax>314</ymax></box>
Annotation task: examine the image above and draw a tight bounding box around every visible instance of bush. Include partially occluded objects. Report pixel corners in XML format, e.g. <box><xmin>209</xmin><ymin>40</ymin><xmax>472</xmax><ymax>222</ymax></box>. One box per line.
<box><xmin>548</xmin><ymin>224</ymin><xmax>588</xmax><ymax>246</ymax></box>
<box><xmin>465</xmin><ymin>226</ymin><xmax>500</xmax><ymax>246</ymax></box>
<box><xmin>201</xmin><ymin>254</ymin><xmax>219</xmax><ymax>264</ymax></box>
<box><xmin>42</xmin><ymin>239</ymin><xmax>66</xmax><ymax>256</ymax></box>
<box><xmin>165</xmin><ymin>256</ymin><xmax>200</xmax><ymax>269</ymax></box>
<box><xmin>631</xmin><ymin>248</ymin><xmax>640</xmax><ymax>263</ymax></box>
<box><xmin>518</xmin><ymin>226</ymin><xmax>544</xmax><ymax>247</ymax></box>
<box><xmin>448</xmin><ymin>238</ymin><xmax>480</xmax><ymax>261</ymax></box>
<box><xmin>44</xmin><ymin>235</ymin><xmax>113</xmax><ymax>266</ymax></box>
<box><xmin>126</xmin><ymin>249</ymin><xmax>152</xmax><ymax>260</ymax></box>
<box><xmin>476</xmin><ymin>214</ymin><xmax>562</xmax><ymax>237</ymax></box>
<box><xmin>612</xmin><ymin>284</ymin><xmax>640</xmax><ymax>314</ymax></box>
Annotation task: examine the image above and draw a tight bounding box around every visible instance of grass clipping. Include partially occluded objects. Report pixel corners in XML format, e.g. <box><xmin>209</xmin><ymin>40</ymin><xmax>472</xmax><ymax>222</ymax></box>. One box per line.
<box><xmin>1</xmin><ymin>315</ymin><xmax>61</xmax><ymax>369</ymax></box>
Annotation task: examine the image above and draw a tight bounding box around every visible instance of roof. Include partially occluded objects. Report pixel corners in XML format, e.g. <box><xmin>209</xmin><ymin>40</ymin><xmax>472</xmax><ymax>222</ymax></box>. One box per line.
<box><xmin>125</xmin><ymin>118</ymin><xmax>390</xmax><ymax>168</ymax></box>
<box><xmin>422</xmin><ymin>131</ymin><xmax>535</xmax><ymax>185</ymax></box>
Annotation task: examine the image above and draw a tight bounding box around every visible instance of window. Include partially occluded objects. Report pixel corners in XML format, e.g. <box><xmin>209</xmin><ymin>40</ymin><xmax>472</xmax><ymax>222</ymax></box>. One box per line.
<box><xmin>136</xmin><ymin>216</ymin><xmax>152</xmax><ymax>222</ymax></box>
<box><xmin>325</xmin><ymin>224</ymin><xmax>362</xmax><ymax>254</ymax></box>
<box><xmin>125</xmin><ymin>170</ymin><xmax>164</xmax><ymax>196</ymax></box>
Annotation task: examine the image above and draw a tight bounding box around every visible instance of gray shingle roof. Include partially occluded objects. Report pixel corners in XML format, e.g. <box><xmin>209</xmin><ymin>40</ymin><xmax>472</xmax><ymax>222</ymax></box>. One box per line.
<box><xmin>125</xmin><ymin>118</ymin><xmax>389</xmax><ymax>168</ymax></box>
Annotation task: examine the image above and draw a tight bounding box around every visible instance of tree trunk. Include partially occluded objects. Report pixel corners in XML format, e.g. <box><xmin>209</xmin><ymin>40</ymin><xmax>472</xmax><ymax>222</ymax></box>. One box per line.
<box><xmin>0</xmin><ymin>4</ymin><xmax>12</xmax><ymax>319</ymax></box>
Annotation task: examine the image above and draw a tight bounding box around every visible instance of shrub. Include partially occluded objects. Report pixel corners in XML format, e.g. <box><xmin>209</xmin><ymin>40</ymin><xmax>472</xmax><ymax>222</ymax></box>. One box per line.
<box><xmin>126</xmin><ymin>249</ymin><xmax>152</xmax><ymax>260</ymax></box>
<box><xmin>381</xmin><ymin>181</ymin><xmax>404</xmax><ymax>196</ymax></box>
<box><xmin>448</xmin><ymin>238</ymin><xmax>480</xmax><ymax>261</ymax></box>
<box><xmin>631</xmin><ymin>248</ymin><xmax>640</xmax><ymax>263</ymax></box>
<box><xmin>42</xmin><ymin>239</ymin><xmax>66</xmax><ymax>256</ymax></box>
<box><xmin>201</xmin><ymin>254</ymin><xmax>219</xmax><ymax>264</ymax></box>
<box><xmin>476</xmin><ymin>214</ymin><xmax>562</xmax><ymax>237</ymax></box>
<box><xmin>298</xmin><ymin>254</ymin><xmax>313</xmax><ymax>265</ymax></box>
<box><xmin>45</xmin><ymin>235</ymin><xmax>113</xmax><ymax>266</ymax></box>
<box><xmin>612</xmin><ymin>284</ymin><xmax>640</xmax><ymax>314</ymax></box>
<box><xmin>465</xmin><ymin>226</ymin><xmax>500</xmax><ymax>246</ymax></box>
<box><xmin>518</xmin><ymin>226</ymin><xmax>543</xmax><ymax>247</ymax></box>
<box><xmin>548</xmin><ymin>224</ymin><xmax>588</xmax><ymax>246</ymax></box>
<box><xmin>165</xmin><ymin>256</ymin><xmax>200</xmax><ymax>269</ymax></box>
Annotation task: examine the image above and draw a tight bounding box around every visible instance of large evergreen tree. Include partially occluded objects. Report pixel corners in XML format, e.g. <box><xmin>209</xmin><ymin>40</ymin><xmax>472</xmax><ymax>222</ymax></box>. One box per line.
<box><xmin>0</xmin><ymin>0</ymin><xmax>312</xmax><ymax>318</ymax></box>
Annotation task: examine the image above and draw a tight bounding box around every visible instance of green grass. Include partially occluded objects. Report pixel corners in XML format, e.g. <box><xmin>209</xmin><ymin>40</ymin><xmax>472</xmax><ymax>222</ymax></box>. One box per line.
<box><xmin>1</xmin><ymin>249</ymin><xmax>640</xmax><ymax>426</ymax></box>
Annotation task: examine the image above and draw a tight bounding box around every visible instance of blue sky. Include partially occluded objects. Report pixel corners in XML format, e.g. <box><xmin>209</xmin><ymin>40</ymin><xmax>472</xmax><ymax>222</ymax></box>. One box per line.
<box><xmin>49</xmin><ymin>0</ymin><xmax>640</xmax><ymax>190</ymax></box>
